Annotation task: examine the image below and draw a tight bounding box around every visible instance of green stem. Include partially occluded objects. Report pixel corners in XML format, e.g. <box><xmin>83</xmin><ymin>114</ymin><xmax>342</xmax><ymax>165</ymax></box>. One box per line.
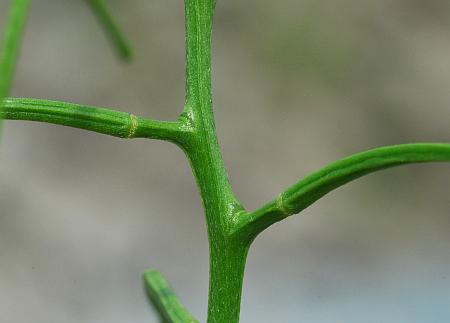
<box><xmin>234</xmin><ymin>143</ymin><xmax>450</xmax><ymax>240</ymax></box>
<box><xmin>183</xmin><ymin>1</ymin><xmax>246</xmax><ymax>322</ymax></box>
<box><xmin>0</xmin><ymin>0</ymin><xmax>29</xmax><ymax>98</ymax></box>
<box><xmin>207</xmin><ymin>239</ymin><xmax>249</xmax><ymax>323</ymax></box>
<box><xmin>85</xmin><ymin>0</ymin><xmax>132</xmax><ymax>60</ymax></box>
<box><xmin>184</xmin><ymin>0</ymin><xmax>241</xmax><ymax>230</ymax></box>
<box><xmin>144</xmin><ymin>269</ymin><xmax>199</xmax><ymax>323</ymax></box>
<box><xmin>2</xmin><ymin>2</ymin><xmax>450</xmax><ymax>323</ymax></box>
<box><xmin>1</xmin><ymin>97</ymin><xmax>187</xmax><ymax>142</ymax></box>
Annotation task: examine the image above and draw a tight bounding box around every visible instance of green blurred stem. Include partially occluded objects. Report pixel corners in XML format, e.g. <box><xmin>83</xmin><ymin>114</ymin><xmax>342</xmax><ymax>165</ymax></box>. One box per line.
<box><xmin>85</xmin><ymin>0</ymin><xmax>132</xmax><ymax>60</ymax></box>
<box><xmin>0</xmin><ymin>0</ymin><xmax>30</xmax><ymax>98</ymax></box>
<box><xmin>233</xmin><ymin>143</ymin><xmax>450</xmax><ymax>240</ymax></box>
<box><xmin>1</xmin><ymin>98</ymin><xmax>187</xmax><ymax>142</ymax></box>
<box><xmin>144</xmin><ymin>270</ymin><xmax>199</xmax><ymax>323</ymax></box>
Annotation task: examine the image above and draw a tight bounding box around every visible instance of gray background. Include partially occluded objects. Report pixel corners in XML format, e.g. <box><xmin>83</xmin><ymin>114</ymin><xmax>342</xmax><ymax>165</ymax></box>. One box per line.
<box><xmin>1</xmin><ymin>0</ymin><xmax>450</xmax><ymax>322</ymax></box>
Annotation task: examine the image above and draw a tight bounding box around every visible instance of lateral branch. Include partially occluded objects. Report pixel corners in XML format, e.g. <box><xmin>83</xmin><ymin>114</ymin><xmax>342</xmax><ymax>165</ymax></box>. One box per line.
<box><xmin>1</xmin><ymin>97</ymin><xmax>186</xmax><ymax>142</ymax></box>
<box><xmin>234</xmin><ymin>143</ymin><xmax>450</xmax><ymax>239</ymax></box>
<box><xmin>144</xmin><ymin>269</ymin><xmax>199</xmax><ymax>323</ymax></box>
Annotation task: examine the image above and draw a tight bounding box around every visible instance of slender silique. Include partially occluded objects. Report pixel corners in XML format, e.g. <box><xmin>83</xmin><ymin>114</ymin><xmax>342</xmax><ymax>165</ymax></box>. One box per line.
<box><xmin>1</xmin><ymin>1</ymin><xmax>450</xmax><ymax>322</ymax></box>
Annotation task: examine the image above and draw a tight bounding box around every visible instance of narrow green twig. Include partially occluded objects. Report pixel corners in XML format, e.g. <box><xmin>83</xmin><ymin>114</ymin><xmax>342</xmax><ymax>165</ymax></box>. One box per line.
<box><xmin>183</xmin><ymin>2</ymin><xmax>248</xmax><ymax>322</ymax></box>
<box><xmin>0</xmin><ymin>0</ymin><xmax>30</xmax><ymax>98</ymax></box>
<box><xmin>144</xmin><ymin>269</ymin><xmax>199</xmax><ymax>323</ymax></box>
<box><xmin>85</xmin><ymin>0</ymin><xmax>132</xmax><ymax>60</ymax></box>
<box><xmin>1</xmin><ymin>97</ymin><xmax>187</xmax><ymax>142</ymax></box>
<box><xmin>234</xmin><ymin>143</ymin><xmax>450</xmax><ymax>239</ymax></box>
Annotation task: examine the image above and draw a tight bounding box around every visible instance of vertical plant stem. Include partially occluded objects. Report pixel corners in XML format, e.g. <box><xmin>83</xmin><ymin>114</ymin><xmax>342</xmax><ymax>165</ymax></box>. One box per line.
<box><xmin>0</xmin><ymin>0</ymin><xmax>30</xmax><ymax>99</ymax></box>
<box><xmin>207</xmin><ymin>239</ymin><xmax>250</xmax><ymax>323</ymax></box>
<box><xmin>183</xmin><ymin>1</ymin><xmax>248</xmax><ymax>322</ymax></box>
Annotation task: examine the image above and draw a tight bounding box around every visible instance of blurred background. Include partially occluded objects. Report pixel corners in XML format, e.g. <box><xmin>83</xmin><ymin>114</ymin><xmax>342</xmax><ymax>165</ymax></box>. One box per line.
<box><xmin>1</xmin><ymin>0</ymin><xmax>450</xmax><ymax>322</ymax></box>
